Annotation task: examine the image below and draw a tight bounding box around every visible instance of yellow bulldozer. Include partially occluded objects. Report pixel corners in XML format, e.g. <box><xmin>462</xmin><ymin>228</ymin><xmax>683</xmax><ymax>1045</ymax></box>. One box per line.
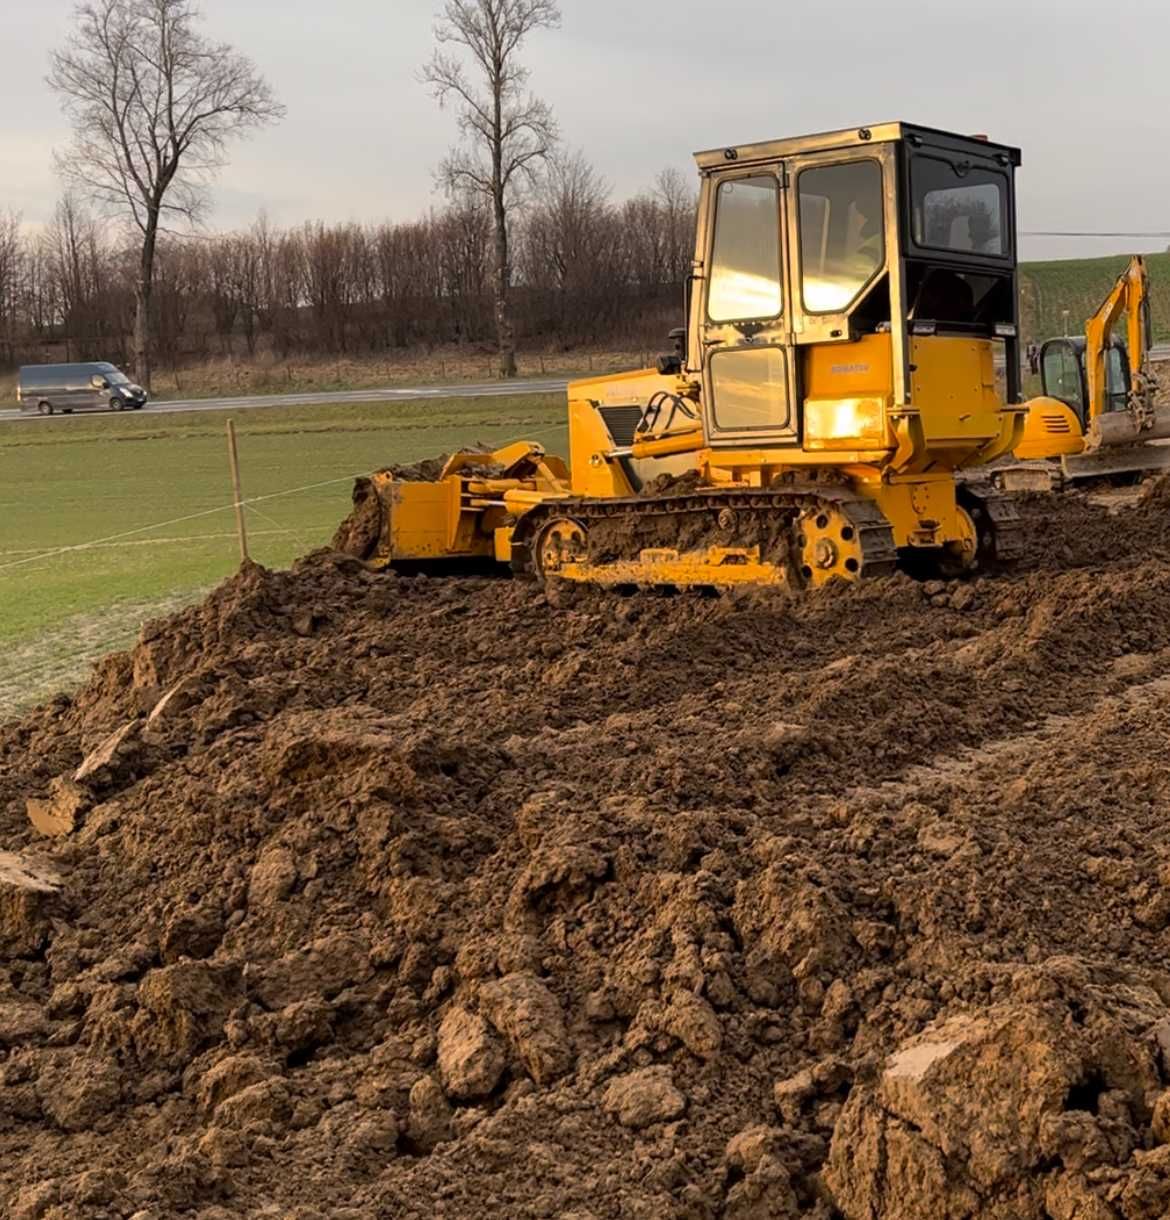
<box><xmin>1004</xmin><ymin>255</ymin><xmax>1169</xmax><ymax>490</ymax></box>
<box><xmin>358</xmin><ymin>122</ymin><xmax>1031</xmax><ymax>590</ymax></box>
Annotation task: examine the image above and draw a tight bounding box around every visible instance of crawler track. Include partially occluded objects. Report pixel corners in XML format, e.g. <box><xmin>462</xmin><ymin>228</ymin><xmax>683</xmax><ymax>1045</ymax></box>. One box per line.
<box><xmin>511</xmin><ymin>486</ymin><xmax>898</xmax><ymax>587</ymax></box>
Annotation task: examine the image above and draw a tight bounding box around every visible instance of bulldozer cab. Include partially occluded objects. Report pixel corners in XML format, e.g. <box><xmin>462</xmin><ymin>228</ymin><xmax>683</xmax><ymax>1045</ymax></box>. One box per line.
<box><xmin>1040</xmin><ymin>337</ymin><xmax>1131</xmax><ymax>426</ymax></box>
<box><xmin>688</xmin><ymin>123</ymin><xmax>1022</xmax><ymax>449</ymax></box>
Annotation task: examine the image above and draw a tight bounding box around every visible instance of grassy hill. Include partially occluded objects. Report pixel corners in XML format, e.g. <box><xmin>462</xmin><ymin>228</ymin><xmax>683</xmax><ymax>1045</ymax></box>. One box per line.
<box><xmin>1020</xmin><ymin>251</ymin><xmax>1170</xmax><ymax>343</ymax></box>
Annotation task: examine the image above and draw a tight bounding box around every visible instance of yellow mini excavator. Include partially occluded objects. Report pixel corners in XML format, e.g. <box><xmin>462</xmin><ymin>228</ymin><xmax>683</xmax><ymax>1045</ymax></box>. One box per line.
<box><xmin>1005</xmin><ymin>255</ymin><xmax>1169</xmax><ymax>489</ymax></box>
<box><xmin>357</xmin><ymin>122</ymin><xmax>1031</xmax><ymax>589</ymax></box>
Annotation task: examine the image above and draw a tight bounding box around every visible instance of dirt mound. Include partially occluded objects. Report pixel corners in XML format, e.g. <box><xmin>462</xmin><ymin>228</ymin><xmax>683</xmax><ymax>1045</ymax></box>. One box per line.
<box><xmin>6</xmin><ymin>493</ymin><xmax>1170</xmax><ymax>1217</ymax></box>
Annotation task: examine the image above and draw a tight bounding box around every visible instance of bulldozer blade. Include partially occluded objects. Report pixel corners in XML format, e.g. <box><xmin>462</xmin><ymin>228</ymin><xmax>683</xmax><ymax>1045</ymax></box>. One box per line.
<box><xmin>1062</xmin><ymin>441</ymin><xmax>1170</xmax><ymax>481</ymax></box>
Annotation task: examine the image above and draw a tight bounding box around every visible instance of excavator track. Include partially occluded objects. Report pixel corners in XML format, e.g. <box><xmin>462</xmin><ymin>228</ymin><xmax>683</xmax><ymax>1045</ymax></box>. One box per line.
<box><xmin>511</xmin><ymin>486</ymin><xmax>898</xmax><ymax>590</ymax></box>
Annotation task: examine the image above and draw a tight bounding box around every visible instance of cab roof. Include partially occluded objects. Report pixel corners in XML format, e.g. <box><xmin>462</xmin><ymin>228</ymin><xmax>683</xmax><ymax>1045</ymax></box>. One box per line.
<box><xmin>693</xmin><ymin>121</ymin><xmax>1021</xmax><ymax>171</ymax></box>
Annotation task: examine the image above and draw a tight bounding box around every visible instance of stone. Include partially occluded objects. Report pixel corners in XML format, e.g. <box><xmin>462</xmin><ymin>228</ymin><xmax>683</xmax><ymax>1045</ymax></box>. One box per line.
<box><xmin>37</xmin><ymin>1054</ymin><xmax>122</xmax><ymax>1132</ymax></box>
<box><xmin>249</xmin><ymin>932</ymin><xmax>371</xmax><ymax>1008</ymax></box>
<box><xmin>214</xmin><ymin>1079</ymin><xmax>293</xmax><ymax>1132</ymax></box>
<box><xmin>0</xmin><ymin>992</ymin><xmax>47</xmax><ymax>1044</ymax></box>
<box><xmin>662</xmin><ymin>991</ymin><xmax>722</xmax><ymax>1060</ymax></box>
<box><xmin>725</xmin><ymin>1125</ymin><xmax>787</xmax><ymax>1176</ymax></box>
<box><xmin>949</xmin><ymin>584</ymin><xmax>978</xmax><ymax>612</ymax></box>
<box><xmin>407</xmin><ymin>1074</ymin><xmax>452</xmax><ymax>1152</ymax></box>
<box><xmin>0</xmin><ymin>852</ymin><xmax>63</xmax><ymax>957</ymax></box>
<box><xmin>1152</xmin><ymin>1091</ymin><xmax>1170</xmax><ymax>1146</ymax></box>
<box><xmin>773</xmin><ymin>1069</ymin><xmax>816</xmax><ymax>1122</ymax></box>
<box><xmin>74</xmin><ymin>720</ymin><xmax>141</xmax><ymax>786</ymax></box>
<box><xmin>480</xmin><ymin>972</ymin><xmax>572</xmax><ymax>1085</ymax></box>
<box><xmin>133</xmin><ymin>960</ymin><xmax>244</xmax><ymax>1067</ymax></box>
<box><xmin>603</xmin><ymin>1066</ymin><xmax>686</xmax><ymax>1130</ymax></box>
<box><xmin>823</xmin><ymin>1005</ymin><xmax>1092</xmax><ymax>1218</ymax></box>
<box><xmin>147</xmin><ymin>677</ymin><xmax>204</xmax><ymax>726</ymax></box>
<box><xmin>346</xmin><ymin>1113</ymin><xmax>399</xmax><ymax>1156</ymax></box>
<box><xmin>248</xmin><ymin>844</ymin><xmax>298</xmax><ymax>907</ymax></box>
<box><xmin>271</xmin><ymin>997</ymin><xmax>334</xmax><ymax>1054</ymax></box>
<box><xmin>917</xmin><ymin>820</ymin><xmax>968</xmax><ymax>858</ymax></box>
<box><xmin>160</xmin><ymin>903</ymin><xmax>224</xmax><ymax>962</ymax></box>
<box><xmin>724</xmin><ymin>1154</ymin><xmax>800</xmax><ymax>1219</ymax></box>
<box><xmin>26</xmin><ymin>775</ymin><xmax>91</xmax><ymax>837</ymax></box>
<box><xmin>197</xmin><ymin>1054</ymin><xmax>272</xmax><ymax>1116</ymax></box>
<box><xmin>437</xmin><ymin>1006</ymin><xmax>506</xmax><ymax>1100</ymax></box>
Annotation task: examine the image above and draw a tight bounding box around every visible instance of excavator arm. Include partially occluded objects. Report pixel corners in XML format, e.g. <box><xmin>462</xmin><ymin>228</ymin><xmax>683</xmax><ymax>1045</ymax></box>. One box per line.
<box><xmin>1085</xmin><ymin>255</ymin><xmax>1152</xmax><ymax>426</ymax></box>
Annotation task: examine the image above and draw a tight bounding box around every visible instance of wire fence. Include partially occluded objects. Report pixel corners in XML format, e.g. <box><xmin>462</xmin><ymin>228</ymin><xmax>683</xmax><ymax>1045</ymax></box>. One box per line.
<box><xmin>1</xmin><ymin>420</ymin><xmax>570</xmax><ymax>576</ymax></box>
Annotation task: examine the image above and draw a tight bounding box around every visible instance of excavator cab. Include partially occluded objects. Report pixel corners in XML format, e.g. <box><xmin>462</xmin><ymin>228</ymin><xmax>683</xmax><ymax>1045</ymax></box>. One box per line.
<box><xmin>1040</xmin><ymin>337</ymin><xmax>1131</xmax><ymax>426</ymax></box>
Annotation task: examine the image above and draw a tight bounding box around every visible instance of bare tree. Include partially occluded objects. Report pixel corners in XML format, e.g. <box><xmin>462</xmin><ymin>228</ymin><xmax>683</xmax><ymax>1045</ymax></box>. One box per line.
<box><xmin>423</xmin><ymin>0</ymin><xmax>560</xmax><ymax>378</ymax></box>
<box><xmin>0</xmin><ymin>213</ymin><xmax>25</xmax><ymax>366</ymax></box>
<box><xmin>48</xmin><ymin>0</ymin><xmax>283</xmax><ymax>388</ymax></box>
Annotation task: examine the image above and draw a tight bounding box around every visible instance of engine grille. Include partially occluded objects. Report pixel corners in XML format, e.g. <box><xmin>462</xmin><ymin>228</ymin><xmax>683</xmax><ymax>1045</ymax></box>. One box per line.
<box><xmin>597</xmin><ymin>404</ymin><xmax>644</xmax><ymax>447</ymax></box>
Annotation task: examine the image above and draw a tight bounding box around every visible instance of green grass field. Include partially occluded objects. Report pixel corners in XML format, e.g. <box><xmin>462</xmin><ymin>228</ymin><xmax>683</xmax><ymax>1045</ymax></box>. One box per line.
<box><xmin>1020</xmin><ymin>251</ymin><xmax>1170</xmax><ymax>344</ymax></box>
<box><xmin>0</xmin><ymin>394</ymin><xmax>566</xmax><ymax>716</ymax></box>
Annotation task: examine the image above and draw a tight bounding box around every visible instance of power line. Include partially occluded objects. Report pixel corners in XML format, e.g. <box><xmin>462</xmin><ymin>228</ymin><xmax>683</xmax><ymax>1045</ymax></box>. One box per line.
<box><xmin>1022</xmin><ymin>231</ymin><xmax>1170</xmax><ymax>239</ymax></box>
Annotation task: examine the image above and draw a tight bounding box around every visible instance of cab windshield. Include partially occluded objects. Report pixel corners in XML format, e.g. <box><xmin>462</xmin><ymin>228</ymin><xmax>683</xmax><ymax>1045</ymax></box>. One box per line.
<box><xmin>102</xmin><ymin>369</ymin><xmax>131</xmax><ymax>386</ymax></box>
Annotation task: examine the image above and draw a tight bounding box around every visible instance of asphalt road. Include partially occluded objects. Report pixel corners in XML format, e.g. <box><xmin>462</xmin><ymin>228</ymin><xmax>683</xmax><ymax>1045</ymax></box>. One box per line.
<box><xmin>0</xmin><ymin>377</ymin><xmax>571</xmax><ymax>423</ymax></box>
<box><xmin>5</xmin><ymin>349</ymin><xmax>1170</xmax><ymax>424</ymax></box>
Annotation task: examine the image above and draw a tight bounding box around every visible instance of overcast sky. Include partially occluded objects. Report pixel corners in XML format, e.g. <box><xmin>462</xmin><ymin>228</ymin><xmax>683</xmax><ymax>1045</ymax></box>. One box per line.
<box><xmin>3</xmin><ymin>0</ymin><xmax>1168</xmax><ymax>261</ymax></box>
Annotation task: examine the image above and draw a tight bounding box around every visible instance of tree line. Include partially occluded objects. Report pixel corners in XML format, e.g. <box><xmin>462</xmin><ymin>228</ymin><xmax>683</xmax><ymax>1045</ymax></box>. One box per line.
<box><xmin>0</xmin><ymin>157</ymin><xmax>694</xmax><ymax>374</ymax></box>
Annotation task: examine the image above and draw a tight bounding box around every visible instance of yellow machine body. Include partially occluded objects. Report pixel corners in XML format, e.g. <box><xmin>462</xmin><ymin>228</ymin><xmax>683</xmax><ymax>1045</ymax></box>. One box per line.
<box><xmin>365</xmin><ymin>121</ymin><xmax>1030</xmax><ymax>589</ymax></box>
<box><xmin>1015</xmin><ymin>397</ymin><xmax>1085</xmax><ymax>460</ymax></box>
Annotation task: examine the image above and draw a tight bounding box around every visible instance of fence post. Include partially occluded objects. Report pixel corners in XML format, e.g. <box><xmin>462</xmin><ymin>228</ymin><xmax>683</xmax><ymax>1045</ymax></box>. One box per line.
<box><xmin>226</xmin><ymin>419</ymin><xmax>249</xmax><ymax>563</ymax></box>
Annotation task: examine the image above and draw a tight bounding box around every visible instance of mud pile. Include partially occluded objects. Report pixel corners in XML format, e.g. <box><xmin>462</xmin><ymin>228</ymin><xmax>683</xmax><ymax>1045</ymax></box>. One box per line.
<box><xmin>6</xmin><ymin>492</ymin><xmax>1170</xmax><ymax>1217</ymax></box>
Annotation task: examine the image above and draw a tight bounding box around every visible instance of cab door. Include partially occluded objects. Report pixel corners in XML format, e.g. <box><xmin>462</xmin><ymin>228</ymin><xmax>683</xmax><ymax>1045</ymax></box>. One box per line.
<box><xmin>695</xmin><ymin>164</ymin><xmax>797</xmax><ymax>447</ymax></box>
<box><xmin>785</xmin><ymin>149</ymin><xmax>892</xmax><ymax>346</ymax></box>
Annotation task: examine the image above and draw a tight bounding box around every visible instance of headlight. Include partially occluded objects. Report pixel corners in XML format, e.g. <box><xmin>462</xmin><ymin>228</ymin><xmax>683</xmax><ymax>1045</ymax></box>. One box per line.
<box><xmin>803</xmin><ymin>396</ymin><xmax>885</xmax><ymax>449</ymax></box>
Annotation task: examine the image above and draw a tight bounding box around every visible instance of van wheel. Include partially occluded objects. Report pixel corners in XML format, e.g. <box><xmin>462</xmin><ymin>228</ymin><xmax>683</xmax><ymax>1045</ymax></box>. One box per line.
<box><xmin>110</xmin><ymin>398</ymin><xmax>123</xmax><ymax>412</ymax></box>
<box><xmin>38</xmin><ymin>401</ymin><xmax>53</xmax><ymax>416</ymax></box>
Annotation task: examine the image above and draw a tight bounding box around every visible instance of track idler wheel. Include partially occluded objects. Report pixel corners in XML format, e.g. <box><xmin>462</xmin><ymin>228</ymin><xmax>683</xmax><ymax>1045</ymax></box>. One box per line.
<box><xmin>936</xmin><ymin>504</ymin><xmax>979</xmax><ymax>578</ymax></box>
<box><xmin>795</xmin><ymin>504</ymin><xmax>866</xmax><ymax>587</ymax></box>
<box><xmin>534</xmin><ymin>517</ymin><xmax>588</xmax><ymax>578</ymax></box>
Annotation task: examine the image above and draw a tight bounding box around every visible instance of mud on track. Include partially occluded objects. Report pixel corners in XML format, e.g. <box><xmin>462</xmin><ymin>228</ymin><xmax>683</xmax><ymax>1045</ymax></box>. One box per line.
<box><xmin>6</xmin><ymin>484</ymin><xmax>1170</xmax><ymax>1218</ymax></box>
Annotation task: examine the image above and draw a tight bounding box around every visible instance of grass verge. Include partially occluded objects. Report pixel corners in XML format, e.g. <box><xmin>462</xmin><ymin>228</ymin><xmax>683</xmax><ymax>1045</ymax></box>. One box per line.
<box><xmin>0</xmin><ymin>393</ymin><xmax>566</xmax><ymax>717</ymax></box>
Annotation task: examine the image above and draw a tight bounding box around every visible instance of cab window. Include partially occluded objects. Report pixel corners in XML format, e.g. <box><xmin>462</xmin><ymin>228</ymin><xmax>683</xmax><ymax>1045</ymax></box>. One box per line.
<box><xmin>1106</xmin><ymin>345</ymin><xmax>1129</xmax><ymax>412</ymax></box>
<box><xmin>1042</xmin><ymin>343</ymin><xmax>1084</xmax><ymax>416</ymax></box>
<box><xmin>912</xmin><ymin>156</ymin><xmax>1006</xmax><ymax>256</ymax></box>
<box><xmin>798</xmin><ymin>161</ymin><xmax>884</xmax><ymax>313</ymax></box>
<box><xmin>707</xmin><ymin>175</ymin><xmax>782</xmax><ymax>323</ymax></box>
<box><xmin>709</xmin><ymin>346</ymin><xmax>790</xmax><ymax>432</ymax></box>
